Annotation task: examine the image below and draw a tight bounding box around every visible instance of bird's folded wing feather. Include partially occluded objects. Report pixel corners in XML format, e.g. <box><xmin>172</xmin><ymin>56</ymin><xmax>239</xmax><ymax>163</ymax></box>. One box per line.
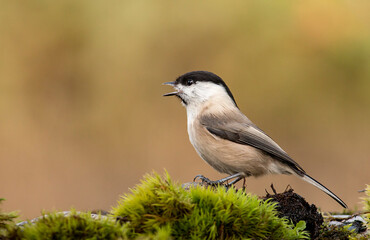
<box><xmin>201</xmin><ymin>114</ymin><xmax>305</xmax><ymax>175</ymax></box>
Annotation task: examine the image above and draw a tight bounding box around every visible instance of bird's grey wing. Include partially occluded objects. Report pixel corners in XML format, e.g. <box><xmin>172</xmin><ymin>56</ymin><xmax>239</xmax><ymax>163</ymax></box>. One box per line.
<box><xmin>201</xmin><ymin>114</ymin><xmax>305</xmax><ymax>175</ymax></box>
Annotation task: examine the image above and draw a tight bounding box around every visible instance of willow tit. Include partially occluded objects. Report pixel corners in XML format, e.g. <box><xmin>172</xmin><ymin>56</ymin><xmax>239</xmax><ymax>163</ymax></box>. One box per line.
<box><xmin>163</xmin><ymin>71</ymin><xmax>347</xmax><ymax>208</ymax></box>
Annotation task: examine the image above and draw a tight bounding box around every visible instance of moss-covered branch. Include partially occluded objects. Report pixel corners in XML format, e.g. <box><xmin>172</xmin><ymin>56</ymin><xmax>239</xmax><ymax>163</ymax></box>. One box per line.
<box><xmin>1</xmin><ymin>173</ymin><xmax>369</xmax><ymax>239</ymax></box>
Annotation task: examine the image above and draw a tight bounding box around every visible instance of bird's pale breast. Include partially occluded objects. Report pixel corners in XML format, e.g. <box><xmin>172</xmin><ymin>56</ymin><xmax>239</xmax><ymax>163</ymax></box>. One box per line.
<box><xmin>188</xmin><ymin>118</ymin><xmax>289</xmax><ymax>176</ymax></box>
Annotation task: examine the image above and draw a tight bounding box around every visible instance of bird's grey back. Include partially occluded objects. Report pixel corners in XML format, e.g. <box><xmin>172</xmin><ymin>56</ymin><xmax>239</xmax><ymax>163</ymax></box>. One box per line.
<box><xmin>200</xmin><ymin>109</ymin><xmax>306</xmax><ymax>176</ymax></box>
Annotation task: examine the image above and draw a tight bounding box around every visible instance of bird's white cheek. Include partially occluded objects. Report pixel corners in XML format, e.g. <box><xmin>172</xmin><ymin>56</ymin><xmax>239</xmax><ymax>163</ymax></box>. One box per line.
<box><xmin>181</xmin><ymin>87</ymin><xmax>193</xmax><ymax>98</ymax></box>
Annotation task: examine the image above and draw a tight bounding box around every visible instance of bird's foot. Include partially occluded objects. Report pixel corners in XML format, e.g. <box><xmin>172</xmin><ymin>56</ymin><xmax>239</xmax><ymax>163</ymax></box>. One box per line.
<box><xmin>193</xmin><ymin>173</ymin><xmax>246</xmax><ymax>189</ymax></box>
<box><xmin>193</xmin><ymin>175</ymin><xmax>223</xmax><ymax>187</ymax></box>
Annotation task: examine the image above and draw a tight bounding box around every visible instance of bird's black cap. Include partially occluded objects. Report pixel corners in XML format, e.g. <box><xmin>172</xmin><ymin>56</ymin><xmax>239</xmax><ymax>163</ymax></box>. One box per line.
<box><xmin>176</xmin><ymin>71</ymin><xmax>238</xmax><ymax>107</ymax></box>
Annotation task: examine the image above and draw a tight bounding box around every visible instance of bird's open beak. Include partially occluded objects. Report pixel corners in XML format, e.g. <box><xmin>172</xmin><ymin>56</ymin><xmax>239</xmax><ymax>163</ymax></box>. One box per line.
<box><xmin>163</xmin><ymin>81</ymin><xmax>178</xmax><ymax>97</ymax></box>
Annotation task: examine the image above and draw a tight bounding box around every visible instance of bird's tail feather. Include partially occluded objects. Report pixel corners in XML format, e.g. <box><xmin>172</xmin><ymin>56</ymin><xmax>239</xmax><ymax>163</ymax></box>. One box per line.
<box><xmin>301</xmin><ymin>174</ymin><xmax>347</xmax><ymax>208</ymax></box>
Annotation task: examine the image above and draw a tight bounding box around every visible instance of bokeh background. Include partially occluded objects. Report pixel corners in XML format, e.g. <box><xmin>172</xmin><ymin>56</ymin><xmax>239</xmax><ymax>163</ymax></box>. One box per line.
<box><xmin>1</xmin><ymin>0</ymin><xmax>369</xmax><ymax>219</ymax></box>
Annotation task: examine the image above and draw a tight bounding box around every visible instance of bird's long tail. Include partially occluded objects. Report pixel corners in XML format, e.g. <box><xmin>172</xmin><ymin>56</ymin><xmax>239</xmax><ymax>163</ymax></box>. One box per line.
<box><xmin>301</xmin><ymin>173</ymin><xmax>347</xmax><ymax>208</ymax></box>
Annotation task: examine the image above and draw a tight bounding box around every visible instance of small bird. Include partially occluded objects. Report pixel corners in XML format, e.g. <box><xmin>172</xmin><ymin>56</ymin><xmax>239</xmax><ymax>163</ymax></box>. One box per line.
<box><xmin>163</xmin><ymin>71</ymin><xmax>347</xmax><ymax>208</ymax></box>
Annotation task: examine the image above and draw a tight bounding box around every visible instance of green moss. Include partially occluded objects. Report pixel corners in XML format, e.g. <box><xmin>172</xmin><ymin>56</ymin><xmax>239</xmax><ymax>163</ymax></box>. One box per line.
<box><xmin>111</xmin><ymin>172</ymin><xmax>309</xmax><ymax>239</ymax></box>
<box><xmin>19</xmin><ymin>210</ymin><xmax>125</xmax><ymax>240</ymax></box>
<box><xmin>318</xmin><ymin>224</ymin><xmax>353</xmax><ymax>240</ymax></box>
<box><xmin>2</xmin><ymin>198</ymin><xmax>128</xmax><ymax>240</ymax></box>
<box><xmin>0</xmin><ymin>198</ymin><xmax>20</xmax><ymax>239</ymax></box>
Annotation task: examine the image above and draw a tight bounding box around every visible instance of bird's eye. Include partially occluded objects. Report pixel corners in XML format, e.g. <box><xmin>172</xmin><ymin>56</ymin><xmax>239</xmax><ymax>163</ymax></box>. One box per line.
<box><xmin>186</xmin><ymin>79</ymin><xmax>194</xmax><ymax>86</ymax></box>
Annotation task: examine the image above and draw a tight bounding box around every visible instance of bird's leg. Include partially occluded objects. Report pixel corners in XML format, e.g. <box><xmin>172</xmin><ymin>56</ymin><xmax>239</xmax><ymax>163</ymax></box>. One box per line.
<box><xmin>242</xmin><ymin>177</ymin><xmax>247</xmax><ymax>191</ymax></box>
<box><xmin>193</xmin><ymin>173</ymin><xmax>244</xmax><ymax>187</ymax></box>
<box><xmin>224</xmin><ymin>176</ymin><xmax>244</xmax><ymax>188</ymax></box>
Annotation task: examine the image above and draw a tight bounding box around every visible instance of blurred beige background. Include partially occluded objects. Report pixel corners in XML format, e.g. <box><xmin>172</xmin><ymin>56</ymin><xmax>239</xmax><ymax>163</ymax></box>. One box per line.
<box><xmin>0</xmin><ymin>0</ymin><xmax>369</xmax><ymax>219</ymax></box>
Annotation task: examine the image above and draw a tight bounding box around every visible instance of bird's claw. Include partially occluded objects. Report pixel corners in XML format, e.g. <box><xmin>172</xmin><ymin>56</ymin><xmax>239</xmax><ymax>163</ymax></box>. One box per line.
<box><xmin>193</xmin><ymin>175</ymin><xmax>211</xmax><ymax>184</ymax></box>
<box><xmin>193</xmin><ymin>174</ymin><xmax>225</xmax><ymax>187</ymax></box>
